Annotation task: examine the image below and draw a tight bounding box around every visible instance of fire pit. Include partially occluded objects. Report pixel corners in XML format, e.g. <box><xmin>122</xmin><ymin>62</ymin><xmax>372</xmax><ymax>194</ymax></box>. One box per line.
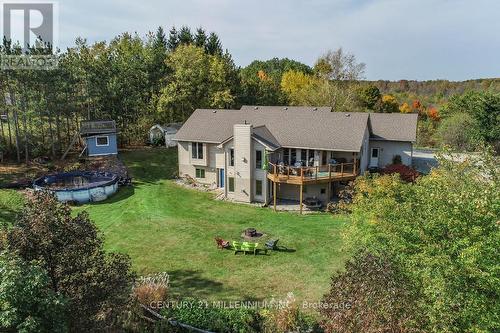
<box><xmin>245</xmin><ymin>228</ymin><xmax>257</xmax><ymax>238</ymax></box>
<box><xmin>241</xmin><ymin>228</ymin><xmax>266</xmax><ymax>241</ymax></box>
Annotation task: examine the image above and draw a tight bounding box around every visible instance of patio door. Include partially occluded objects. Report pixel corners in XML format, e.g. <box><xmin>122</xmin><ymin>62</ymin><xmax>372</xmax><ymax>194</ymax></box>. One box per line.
<box><xmin>218</xmin><ymin>168</ymin><xmax>225</xmax><ymax>188</ymax></box>
<box><xmin>370</xmin><ymin>148</ymin><xmax>380</xmax><ymax>167</ymax></box>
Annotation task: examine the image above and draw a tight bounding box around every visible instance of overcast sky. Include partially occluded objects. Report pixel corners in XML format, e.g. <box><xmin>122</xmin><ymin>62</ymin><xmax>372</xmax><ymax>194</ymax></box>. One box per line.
<box><xmin>57</xmin><ymin>0</ymin><xmax>500</xmax><ymax>81</ymax></box>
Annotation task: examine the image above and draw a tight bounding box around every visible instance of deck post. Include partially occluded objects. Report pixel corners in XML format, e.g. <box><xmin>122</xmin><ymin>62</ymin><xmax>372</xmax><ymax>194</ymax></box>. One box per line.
<box><xmin>327</xmin><ymin>181</ymin><xmax>331</xmax><ymax>203</ymax></box>
<box><xmin>299</xmin><ymin>184</ymin><xmax>303</xmax><ymax>214</ymax></box>
<box><xmin>341</xmin><ymin>163</ymin><xmax>344</xmax><ymax>178</ymax></box>
<box><xmin>328</xmin><ymin>164</ymin><xmax>331</xmax><ymax>180</ymax></box>
<box><xmin>273</xmin><ymin>181</ymin><xmax>277</xmax><ymax>212</ymax></box>
<box><xmin>315</xmin><ymin>166</ymin><xmax>318</xmax><ymax>181</ymax></box>
<box><xmin>354</xmin><ymin>160</ymin><xmax>357</xmax><ymax>175</ymax></box>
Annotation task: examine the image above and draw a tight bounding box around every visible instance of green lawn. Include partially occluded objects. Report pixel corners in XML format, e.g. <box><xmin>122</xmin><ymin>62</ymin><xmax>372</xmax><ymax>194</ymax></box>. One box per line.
<box><xmin>2</xmin><ymin>148</ymin><xmax>350</xmax><ymax>304</ymax></box>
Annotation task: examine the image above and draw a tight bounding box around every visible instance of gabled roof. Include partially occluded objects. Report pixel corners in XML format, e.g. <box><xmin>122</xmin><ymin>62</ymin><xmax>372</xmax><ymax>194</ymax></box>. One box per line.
<box><xmin>174</xmin><ymin>106</ymin><xmax>418</xmax><ymax>151</ymax></box>
<box><xmin>252</xmin><ymin>125</ymin><xmax>281</xmax><ymax>151</ymax></box>
<box><xmin>369</xmin><ymin>113</ymin><xmax>418</xmax><ymax>142</ymax></box>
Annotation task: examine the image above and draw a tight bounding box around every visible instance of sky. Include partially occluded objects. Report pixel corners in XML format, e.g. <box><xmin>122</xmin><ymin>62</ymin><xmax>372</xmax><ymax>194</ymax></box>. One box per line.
<box><xmin>54</xmin><ymin>0</ymin><xmax>500</xmax><ymax>80</ymax></box>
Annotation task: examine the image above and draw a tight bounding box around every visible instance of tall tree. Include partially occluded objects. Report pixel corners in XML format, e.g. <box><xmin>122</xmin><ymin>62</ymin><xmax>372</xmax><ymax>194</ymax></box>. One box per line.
<box><xmin>5</xmin><ymin>192</ymin><xmax>135</xmax><ymax>331</ymax></box>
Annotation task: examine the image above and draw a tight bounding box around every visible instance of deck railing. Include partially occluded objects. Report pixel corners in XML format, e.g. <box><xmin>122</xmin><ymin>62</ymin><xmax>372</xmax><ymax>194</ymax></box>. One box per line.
<box><xmin>268</xmin><ymin>160</ymin><xmax>359</xmax><ymax>183</ymax></box>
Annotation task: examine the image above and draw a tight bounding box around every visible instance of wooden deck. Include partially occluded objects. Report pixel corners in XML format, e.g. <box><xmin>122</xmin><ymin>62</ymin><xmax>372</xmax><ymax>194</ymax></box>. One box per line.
<box><xmin>268</xmin><ymin>161</ymin><xmax>359</xmax><ymax>214</ymax></box>
<box><xmin>267</xmin><ymin>161</ymin><xmax>358</xmax><ymax>185</ymax></box>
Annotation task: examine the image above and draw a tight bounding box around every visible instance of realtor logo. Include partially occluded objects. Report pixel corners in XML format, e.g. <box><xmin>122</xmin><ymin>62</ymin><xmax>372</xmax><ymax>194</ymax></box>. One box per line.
<box><xmin>1</xmin><ymin>1</ymin><xmax>58</xmax><ymax>52</ymax></box>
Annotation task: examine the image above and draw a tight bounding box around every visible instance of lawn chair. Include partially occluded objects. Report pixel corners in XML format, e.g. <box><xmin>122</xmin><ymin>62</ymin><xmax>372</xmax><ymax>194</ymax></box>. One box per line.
<box><xmin>233</xmin><ymin>241</ymin><xmax>244</xmax><ymax>255</ymax></box>
<box><xmin>242</xmin><ymin>242</ymin><xmax>258</xmax><ymax>255</ymax></box>
<box><xmin>215</xmin><ymin>237</ymin><xmax>230</xmax><ymax>250</ymax></box>
<box><xmin>265</xmin><ymin>239</ymin><xmax>279</xmax><ymax>250</ymax></box>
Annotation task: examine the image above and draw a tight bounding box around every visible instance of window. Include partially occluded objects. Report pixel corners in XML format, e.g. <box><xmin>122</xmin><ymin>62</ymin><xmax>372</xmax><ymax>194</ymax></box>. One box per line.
<box><xmin>321</xmin><ymin>151</ymin><xmax>327</xmax><ymax>165</ymax></box>
<box><xmin>291</xmin><ymin>149</ymin><xmax>297</xmax><ymax>165</ymax></box>
<box><xmin>195</xmin><ymin>168</ymin><xmax>205</xmax><ymax>178</ymax></box>
<box><xmin>300</xmin><ymin>149</ymin><xmax>307</xmax><ymax>164</ymax></box>
<box><xmin>283</xmin><ymin>148</ymin><xmax>290</xmax><ymax>165</ymax></box>
<box><xmin>371</xmin><ymin>148</ymin><xmax>379</xmax><ymax>158</ymax></box>
<box><xmin>229</xmin><ymin>149</ymin><xmax>235</xmax><ymax>166</ymax></box>
<box><xmin>255</xmin><ymin>180</ymin><xmax>262</xmax><ymax>196</ymax></box>
<box><xmin>96</xmin><ymin>136</ymin><xmax>109</xmax><ymax>146</ymax></box>
<box><xmin>256</xmin><ymin>150</ymin><xmax>263</xmax><ymax>169</ymax></box>
<box><xmin>228</xmin><ymin>177</ymin><xmax>235</xmax><ymax>192</ymax></box>
<box><xmin>308</xmin><ymin>149</ymin><xmax>315</xmax><ymax>166</ymax></box>
<box><xmin>192</xmin><ymin>142</ymin><xmax>203</xmax><ymax>159</ymax></box>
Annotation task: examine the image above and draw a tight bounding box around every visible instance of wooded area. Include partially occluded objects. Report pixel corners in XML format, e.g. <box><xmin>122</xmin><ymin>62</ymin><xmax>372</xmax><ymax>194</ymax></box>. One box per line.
<box><xmin>1</xmin><ymin>25</ymin><xmax>499</xmax><ymax>163</ymax></box>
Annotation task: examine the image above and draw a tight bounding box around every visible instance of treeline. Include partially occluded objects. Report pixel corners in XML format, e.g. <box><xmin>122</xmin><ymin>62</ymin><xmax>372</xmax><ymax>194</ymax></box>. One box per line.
<box><xmin>0</xmin><ymin>26</ymin><xmax>499</xmax><ymax>162</ymax></box>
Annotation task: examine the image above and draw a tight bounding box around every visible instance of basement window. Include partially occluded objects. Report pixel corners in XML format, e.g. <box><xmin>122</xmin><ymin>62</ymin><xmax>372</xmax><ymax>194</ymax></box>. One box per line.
<box><xmin>195</xmin><ymin>168</ymin><xmax>205</xmax><ymax>178</ymax></box>
<box><xmin>228</xmin><ymin>177</ymin><xmax>235</xmax><ymax>192</ymax></box>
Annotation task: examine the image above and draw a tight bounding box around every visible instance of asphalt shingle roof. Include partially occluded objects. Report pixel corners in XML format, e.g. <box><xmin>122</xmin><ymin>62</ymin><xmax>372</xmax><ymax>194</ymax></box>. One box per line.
<box><xmin>174</xmin><ymin>106</ymin><xmax>418</xmax><ymax>151</ymax></box>
<box><xmin>369</xmin><ymin>113</ymin><xmax>418</xmax><ymax>142</ymax></box>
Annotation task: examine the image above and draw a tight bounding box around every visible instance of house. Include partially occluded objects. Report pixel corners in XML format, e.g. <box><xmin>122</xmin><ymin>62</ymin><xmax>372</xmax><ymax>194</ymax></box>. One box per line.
<box><xmin>149</xmin><ymin>123</ymin><xmax>183</xmax><ymax>147</ymax></box>
<box><xmin>174</xmin><ymin>106</ymin><xmax>418</xmax><ymax>213</ymax></box>
<box><xmin>80</xmin><ymin>120</ymin><xmax>118</xmax><ymax>157</ymax></box>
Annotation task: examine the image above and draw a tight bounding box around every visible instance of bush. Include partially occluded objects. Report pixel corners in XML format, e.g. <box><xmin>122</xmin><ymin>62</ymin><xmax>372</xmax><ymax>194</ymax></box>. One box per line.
<box><xmin>261</xmin><ymin>293</ymin><xmax>321</xmax><ymax>333</ymax></box>
<box><xmin>161</xmin><ymin>298</ymin><xmax>263</xmax><ymax>333</ymax></box>
<box><xmin>134</xmin><ymin>272</ymin><xmax>170</xmax><ymax>307</ymax></box>
<box><xmin>0</xmin><ymin>252</ymin><xmax>68</xmax><ymax>333</ymax></box>
<box><xmin>4</xmin><ymin>192</ymin><xmax>136</xmax><ymax>331</ymax></box>
<box><xmin>381</xmin><ymin>164</ymin><xmax>420</xmax><ymax>182</ymax></box>
<box><xmin>346</xmin><ymin>149</ymin><xmax>500</xmax><ymax>332</ymax></box>
<box><xmin>320</xmin><ymin>251</ymin><xmax>425</xmax><ymax>333</ymax></box>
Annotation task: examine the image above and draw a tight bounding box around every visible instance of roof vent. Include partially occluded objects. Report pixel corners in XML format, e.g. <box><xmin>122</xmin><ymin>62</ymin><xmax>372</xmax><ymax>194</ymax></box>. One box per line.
<box><xmin>345</xmin><ymin>113</ymin><xmax>351</xmax><ymax>117</ymax></box>
<box><xmin>254</xmin><ymin>106</ymin><xmax>259</xmax><ymax>110</ymax></box>
<box><xmin>212</xmin><ymin>110</ymin><xmax>217</xmax><ymax>113</ymax></box>
<box><xmin>283</xmin><ymin>107</ymin><xmax>288</xmax><ymax>111</ymax></box>
<box><xmin>313</xmin><ymin>107</ymin><xmax>318</xmax><ymax>111</ymax></box>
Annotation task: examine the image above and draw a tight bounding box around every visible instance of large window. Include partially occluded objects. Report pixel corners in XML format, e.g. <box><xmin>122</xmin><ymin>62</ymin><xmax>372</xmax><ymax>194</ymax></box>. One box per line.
<box><xmin>255</xmin><ymin>180</ymin><xmax>262</xmax><ymax>196</ymax></box>
<box><xmin>300</xmin><ymin>149</ymin><xmax>307</xmax><ymax>165</ymax></box>
<box><xmin>283</xmin><ymin>148</ymin><xmax>290</xmax><ymax>165</ymax></box>
<box><xmin>291</xmin><ymin>149</ymin><xmax>297</xmax><ymax>165</ymax></box>
<box><xmin>96</xmin><ymin>136</ymin><xmax>109</xmax><ymax>146</ymax></box>
<box><xmin>195</xmin><ymin>168</ymin><xmax>205</xmax><ymax>178</ymax></box>
<box><xmin>228</xmin><ymin>177</ymin><xmax>235</xmax><ymax>192</ymax></box>
<box><xmin>308</xmin><ymin>149</ymin><xmax>315</xmax><ymax>166</ymax></box>
<box><xmin>192</xmin><ymin>142</ymin><xmax>203</xmax><ymax>159</ymax></box>
<box><xmin>255</xmin><ymin>150</ymin><xmax>262</xmax><ymax>169</ymax></box>
<box><xmin>229</xmin><ymin>149</ymin><xmax>235</xmax><ymax>166</ymax></box>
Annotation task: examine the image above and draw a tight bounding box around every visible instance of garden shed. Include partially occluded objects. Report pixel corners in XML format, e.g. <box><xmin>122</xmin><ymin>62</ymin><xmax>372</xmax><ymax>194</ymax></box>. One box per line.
<box><xmin>80</xmin><ymin>120</ymin><xmax>118</xmax><ymax>157</ymax></box>
<box><xmin>149</xmin><ymin>123</ymin><xmax>182</xmax><ymax>147</ymax></box>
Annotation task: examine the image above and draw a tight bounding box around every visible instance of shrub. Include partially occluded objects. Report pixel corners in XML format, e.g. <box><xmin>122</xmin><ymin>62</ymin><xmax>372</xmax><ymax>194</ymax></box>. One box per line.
<box><xmin>134</xmin><ymin>272</ymin><xmax>170</xmax><ymax>307</ymax></box>
<box><xmin>381</xmin><ymin>164</ymin><xmax>420</xmax><ymax>182</ymax></box>
<box><xmin>320</xmin><ymin>251</ymin><xmax>425</xmax><ymax>333</ymax></box>
<box><xmin>0</xmin><ymin>252</ymin><xmax>68</xmax><ymax>333</ymax></box>
<box><xmin>262</xmin><ymin>293</ymin><xmax>321</xmax><ymax>333</ymax></box>
<box><xmin>4</xmin><ymin>192</ymin><xmax>136</xmax><ymax>331</ymax></box>
<box><xmin>161</xmin><ymin>298</ymin><xmax>263</xmax><ymax>333</ymax></box>
<box><xmin>346</xmin><ymin>149</ymin><xmax>500</xmax><ymax>332</ymax></box>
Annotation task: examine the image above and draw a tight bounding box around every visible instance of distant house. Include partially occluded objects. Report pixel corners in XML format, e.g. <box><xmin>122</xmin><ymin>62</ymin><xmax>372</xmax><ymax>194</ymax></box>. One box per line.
<box><xmin>174</xmin><ymin>106</ymin><xmax>418</xmax><ymax>213</ymax></box>
<box><xmin>80</xmin><ymin>120</ymin><xmax>118</xmax><ymax>157</ymax></box>
<box><xmin>149</xmin><ymin>123</ymin><xmax>183</xmax><ymax>147</ymax></box>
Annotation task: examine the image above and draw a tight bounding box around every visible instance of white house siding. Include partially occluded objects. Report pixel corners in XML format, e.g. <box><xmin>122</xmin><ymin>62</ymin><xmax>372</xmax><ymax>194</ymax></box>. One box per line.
<box><xmin>359</xmin><ymin>127</ymin><xmax>370</xmax><ymax>173</ymax></box>
<box><xmin>252</xmin><ymin>141</ymin><xmax>268</xmax><ymax>203</ymax></box>
<box><xmin>233</xmin><ymin>124</ymin><xmax>253</xmax><ymax>203</ymax></box>
<box><xmin>178</xmin><ymin>141</ymin><xmax>217</xmax><ymax>185</ymax></box>
<box><xmin>368</xmin><ymin>140</ymin><xmax>413</xmax><ymax>167</ymax></box>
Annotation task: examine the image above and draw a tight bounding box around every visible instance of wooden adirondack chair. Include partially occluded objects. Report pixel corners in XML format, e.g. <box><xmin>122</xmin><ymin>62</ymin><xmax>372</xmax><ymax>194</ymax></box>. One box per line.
<box><xmin>233</xmin><ymin>241</ymin><xmax>244</xmax><ymax>254</ymax></box>
<box><xmin>215</xmin><ymin>237</ymin><xmax>230</xmax><ymax>249</ymax></box>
